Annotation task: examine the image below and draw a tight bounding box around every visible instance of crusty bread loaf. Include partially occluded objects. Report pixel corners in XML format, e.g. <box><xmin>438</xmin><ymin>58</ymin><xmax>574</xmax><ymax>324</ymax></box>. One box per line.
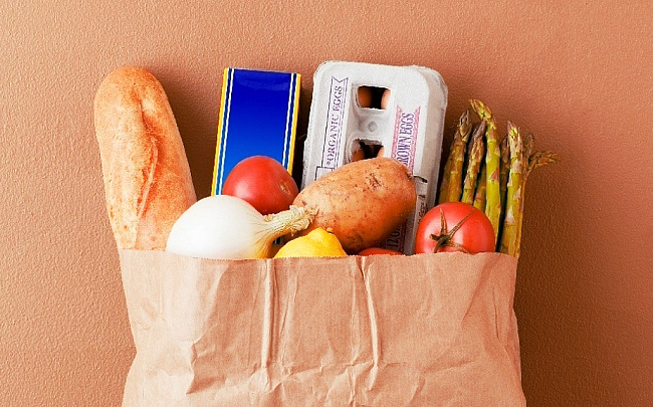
<box><xmin>94</xmin><ymin>66</ymin><xmax>196</xmax><ymax>250</ymax></box>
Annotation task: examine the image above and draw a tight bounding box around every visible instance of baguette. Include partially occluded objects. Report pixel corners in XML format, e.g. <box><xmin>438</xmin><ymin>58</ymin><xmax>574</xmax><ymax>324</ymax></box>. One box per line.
<box><xmin>94</xmin><ymin>67</ymin><xmax>196</xmax><ymax>250</ymax></box>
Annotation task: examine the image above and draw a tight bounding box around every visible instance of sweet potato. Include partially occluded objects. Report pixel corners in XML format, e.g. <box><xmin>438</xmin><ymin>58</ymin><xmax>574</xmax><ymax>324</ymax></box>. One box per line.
<box><xmin>293</xmin><ymin>157</ymin><xmax>417</xmax><ymax>253</ymax></box>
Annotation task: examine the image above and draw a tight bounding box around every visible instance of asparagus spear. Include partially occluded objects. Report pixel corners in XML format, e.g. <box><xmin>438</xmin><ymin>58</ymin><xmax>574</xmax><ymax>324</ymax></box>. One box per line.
<box><xmin>500</xmin><ymin>122</ymin><xmax>524</xmax><ymax>257</ymax></box>
<box><xmin>499</xmin><ymin>136</ymin><xmax>510</xmax><ymax>207</ymax></box>
<box><xmin>510</xmin><ymin>132</ymin><xmax>534</xmax><ymax>256</ymax></box>
<box><xmin>525</xmin><ymin>150</ymin><xmax>561</xmax><ymax>179</ymax></box>
<box><xmin>439</xmin><ymin>111</ymin><xmax>468</xmax><ymax>203</ymax></box>
<box><xmin>461</xmin><ymin>120</ymin><xmax>486</xmax><ymax>204</ymax></box>
<box><xmin>470</xmin><ymin>99</ymin><xmax>502</xmax><ymax>242</ymax></box>
<box><xmin>522</xmin><ymin>133</ymin><xmax>535</xmax><ymax>173</ymax></box>
<box><xmin>513</xmin><ymin>149</ymin><xmax>561</xmax><ymax>256</ymax></box>
<box><xmin>440</xmin><ymin>109</ymin><xmax>473</xmax><ymax>203</ymax></box>
<box><xmin>473</xmin><ymin>162</ymin><xmax>487</xmax><ymax>211</ymax></box>
<box><xmin>496</xmin><ymin>136</ymin><xmax>510</xmax><ymax>250</ymax></box>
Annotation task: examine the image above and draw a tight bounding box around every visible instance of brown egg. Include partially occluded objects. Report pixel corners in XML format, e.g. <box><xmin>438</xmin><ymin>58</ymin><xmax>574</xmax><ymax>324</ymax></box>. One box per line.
<box><xmin>357</xmin><ymin>87</ymin><xmax>374</xmax><ymax>108</ymax></box>
<box><xmin>380</xmin><ymin>89</ymin><xmax>391</xmax><ymax>109</ymax></box>
<box><xmin>377</xmin><ymin>146</ymin><xmax>385</xmax><ymax>157</ymax></box>
<box><xmin>351</xmin><ymin>142</ymin><xmax>366</xmax><ymax>161</ymax></box>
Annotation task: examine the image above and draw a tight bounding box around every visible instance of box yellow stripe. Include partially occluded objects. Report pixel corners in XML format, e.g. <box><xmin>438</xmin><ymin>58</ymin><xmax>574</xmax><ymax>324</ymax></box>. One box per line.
<box><xmin>211</xmin><ymin>68</ymin><xmax>232</xmax><ymax>195</ymax></box>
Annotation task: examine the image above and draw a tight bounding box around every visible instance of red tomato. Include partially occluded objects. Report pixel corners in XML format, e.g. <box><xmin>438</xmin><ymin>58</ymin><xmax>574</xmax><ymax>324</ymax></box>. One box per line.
<box><xmin>222</xmin><ymin>156</ymin><xmax>299</xmax><ymax>215</ymax></box>
<box><xmin>414</xmin><ymin>202</ymin><xmax>495</xmax><ymax>254</ymax></box>
<box><xmin>357</xmin><ymin>247</ymin><xmax>404</xmax><ymax>256</ymax></box>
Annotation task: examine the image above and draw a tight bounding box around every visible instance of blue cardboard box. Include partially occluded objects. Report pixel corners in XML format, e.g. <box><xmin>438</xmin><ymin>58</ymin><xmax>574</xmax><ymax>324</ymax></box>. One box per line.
<box><xmin>211</xmin><ymin>68</ymin><xmax>301</xmax><ymax>195</ymax></box>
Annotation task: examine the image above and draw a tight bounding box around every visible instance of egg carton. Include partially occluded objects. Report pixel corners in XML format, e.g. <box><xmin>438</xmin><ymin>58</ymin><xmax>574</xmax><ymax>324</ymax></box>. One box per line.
<box><xmin>301</xmin><ymin>61</ymin><xmax>448</xmax><ymax>254</ymax></box>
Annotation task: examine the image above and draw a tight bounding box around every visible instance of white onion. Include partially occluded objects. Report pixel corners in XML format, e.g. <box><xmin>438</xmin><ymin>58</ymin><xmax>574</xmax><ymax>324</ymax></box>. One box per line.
<box><xmin>166</xmin><ymin>195</ymin><xmax>312</xmax><ymax>259</ymax></box>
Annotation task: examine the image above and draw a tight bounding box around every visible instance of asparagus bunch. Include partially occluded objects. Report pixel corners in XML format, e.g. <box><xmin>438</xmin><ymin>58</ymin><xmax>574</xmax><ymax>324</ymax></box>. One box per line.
<box><xmin>437</xmin><ymin>100</ymin><xmax>560</xmax><ymax>257</ymax></box>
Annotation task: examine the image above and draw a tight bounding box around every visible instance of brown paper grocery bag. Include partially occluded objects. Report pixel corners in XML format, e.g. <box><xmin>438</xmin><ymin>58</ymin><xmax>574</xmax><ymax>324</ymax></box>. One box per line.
<box><xmin>118</xmin><ymin>250</ymin><xmax>525</xmax><ymax>406</ymax></box>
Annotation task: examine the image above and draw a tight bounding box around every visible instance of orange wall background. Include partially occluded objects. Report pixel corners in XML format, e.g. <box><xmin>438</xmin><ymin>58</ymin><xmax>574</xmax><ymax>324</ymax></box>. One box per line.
<box><xmin>2</xmin><ymin>1</ymin><xmax>651</xmax><ymax>405</ymax></box>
